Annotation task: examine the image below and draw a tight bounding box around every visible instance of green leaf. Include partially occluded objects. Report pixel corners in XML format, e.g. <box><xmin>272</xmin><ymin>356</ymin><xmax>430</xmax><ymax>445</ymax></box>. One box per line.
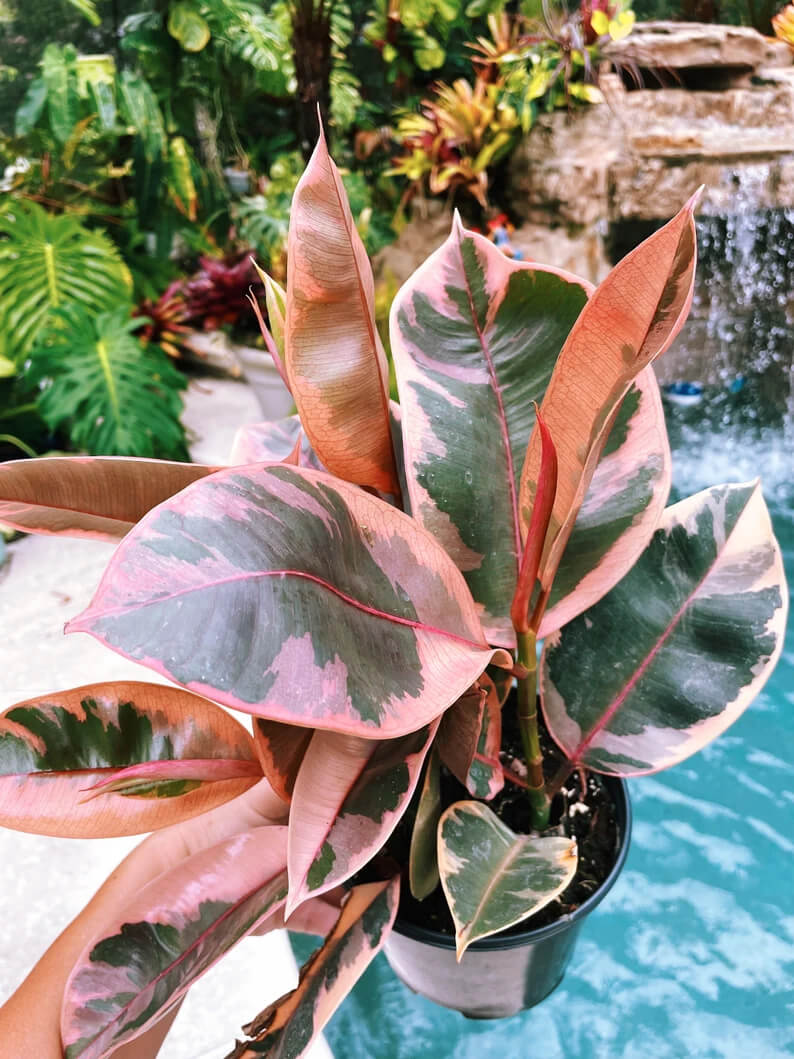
<box><xmin>541</xmin><ymin>481</ymin><xmax>788</xmax><ymax>775</ymax></box>
<box><xmin>65</xmin><ymin>0</ymin><xmax>101</xmax><ymax>25</ymax></box>
<box><xmin>28</xmin><ymin>305</ymin><xmax>188</xmax><ymax>459</ymax></box>
<box><xmin>409</xmin><ymin>747</ymin><xmax>442</xmax><ymax>899</ymax></box>
<box><xmin>168</xmin><ymin>1</ymin><xmax>212</xmax><ymax>51</ymax></box>
<box><xmin>438</xmin><ymin>801</ymin><xmax>577</xmax><ymax>958</ymax></box>
<box><xmin>14</xmin><ymin>76</ymin><xmax>47</xmax><ymax>136</ymax></box>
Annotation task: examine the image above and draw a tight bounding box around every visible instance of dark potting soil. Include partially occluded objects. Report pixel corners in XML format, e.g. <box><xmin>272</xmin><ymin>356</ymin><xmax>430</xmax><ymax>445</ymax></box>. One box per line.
<box><xmin>375</xmin><ymin>698</ymin><xmax>620</xmax><ymax>938</ymax></box>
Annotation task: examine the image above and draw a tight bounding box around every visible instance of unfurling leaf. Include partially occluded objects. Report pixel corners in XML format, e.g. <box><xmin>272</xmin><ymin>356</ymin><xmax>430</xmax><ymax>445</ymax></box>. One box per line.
<box><xmin>287</xmin><ymin>128</ymin><xmax>399</xmax><ymax>495</ymax></box>
<box><xmin>541</xmin><ymin>481</ymin><xmax>788</xmax><ymax>775</ymax></box>
<box><xmin>69</xmin><ymin>465</ymin><xmax>508</xmax><ymax>738</ymax></box>
<box><xmin>287</xmin><ymin>722</ymin><xmax>437</xmax><ymax>913</ymax></box>
<box><xmin>0</xmin><ymin>682</ymin><xmax>260</xmax><ymax>837</ymax></box>
<box><xmin>253</xmin><ymin>718</ymin><xmax>313</xmax><ymax>802</ymax></box>
<box><xmin>226</xmin><ymin>878</ymin><xmax>399</xmax><ymax>1059</ymax></box>
<box><xmin>0</xmin><ymin>456</ymin><xmax>215</xmax><ymax>539</ymax></box>
<box><xmin>520</xmin><ymin>193</ymin><xmax>699</xmax><ymax>610</ymax></box>
<box><xmin>438</xmin><ymin>801</ymin><xmax>577</xmax><ymax>958</ymax></box>
<box><xmin>61</xmin><ymin>828</ymin><xmax>289</xmax><ymax>1059</ymax></box>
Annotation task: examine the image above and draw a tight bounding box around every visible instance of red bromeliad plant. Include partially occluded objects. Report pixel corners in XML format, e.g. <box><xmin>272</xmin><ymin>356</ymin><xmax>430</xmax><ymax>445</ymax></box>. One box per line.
<box><xmin>0</xmin><ymin>130</ymin><xmax>788</xmax><ymax>1057</ymax></box>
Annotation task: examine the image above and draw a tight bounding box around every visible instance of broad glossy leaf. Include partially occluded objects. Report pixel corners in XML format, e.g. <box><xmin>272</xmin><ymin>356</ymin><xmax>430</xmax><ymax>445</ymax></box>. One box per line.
<box><xmin>69</xmin><ymin>466</ymin><xmax>508</xmax><ymax>738</ymax></box>
<box><xmin>520</xmin><ymin>194</ymin><xmax>699</xmax><ymax>600</ymax></box>
<box><xmin>0</xmin><ymin>682</ymin><xmax>260</xmax><ymax>837</ymax></box>
<box><xmin>287</xmin><ymin>723</ymin><xmax>437</xmax><ymax>913</ymax></box>
<box><xmin>409</xmin><ymin>747</ymin><xmax>442</xmax><ymax>899</ymax></box>
<box><xmin>61</xmin><ymin>827</ymin><xmax>289</xmax><ymax>1059</ymax></box>
<box><xmin>253</xmin><ymin>718</ymin><xmax>313</xmax><ymax>803</ymax></box>
<box><xmin>438</xmin><ymin>801</ymin><xmax>577</xmax><ymax>958</ymax></box>
<box><xmin>0</xmin><ymin>456</ymin><xmax>214</xmax><ymax>539</ymax></box>
<box><xmin>229</xmin><ymin>416</ymin><xmax>323</xmax><ymax>470</ymax></box>
<box><xmin>541</xmin><ymin>481</ymin><xmax>788</xmax><ymax>776</ymax></box>
<box><xmin>286</xmin><ymin>130</ymin><xmax>399</xmax><ymax>495</ymax></box>
<box><xmin>437</xmin><ymin>670</ymin><xmax>505</xmax><ymax>800</ymax></box>
<box><xmin>391</xmin><ymin>216</ymin><xmax>590</xmax><ymax>645</ymax></box>
<box><xmin>539</xmin><ymin>367</ymin><xmax>671</xmax><ymax>637</ymax></box>
<box><xmin>227</xmin><ymin>878</ymin><xmax>399</xmax><ymax>1059</ymax></box>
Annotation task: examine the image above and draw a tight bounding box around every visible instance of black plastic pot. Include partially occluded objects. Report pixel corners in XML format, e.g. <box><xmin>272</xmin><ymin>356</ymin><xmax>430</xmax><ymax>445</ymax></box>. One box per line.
<box><xmin>383</xmin><ymin>775</ymin><xmax>631</xmax><ymax>1019</ymax></box>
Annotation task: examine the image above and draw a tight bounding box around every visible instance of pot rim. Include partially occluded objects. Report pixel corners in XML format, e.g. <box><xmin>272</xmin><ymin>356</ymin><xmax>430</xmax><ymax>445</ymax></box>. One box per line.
<box><xmin>391</xmin><ymin>774</ymin><xmax>632</xmax><ymax>952</ymax></box>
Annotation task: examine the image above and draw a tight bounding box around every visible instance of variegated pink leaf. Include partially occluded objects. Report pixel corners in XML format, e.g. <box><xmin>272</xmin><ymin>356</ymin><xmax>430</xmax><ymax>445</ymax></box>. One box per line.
<box><xmin>391</xmin><ymin>215</ymin><xmax>591</xmax><ymax>645</ymax></box>
<box><xmin>287</xmin><ymin>722</ymin><xmax>438</xmax><ymax>913</ymax></box>
<box><xmin>227</xmin><ymin>878</ymin><xmax>399</xmax><ymax>1059</ymax></box>
<box><xmin>61</xmin><ymin>827</ymin><xmax>289</xmax><ymax>1059</ymax></box>
<box><xmin>541</xmin><ymin>481</ymin><xmax>788</xmax><ymax>776</ymax></box>
<box><xmin>0</xmin><ymin>456</ymin><xmax>215</xmax><ymax>539</ymax></box>
<box><xmin>520</xmin><ymin>193</ymin><xmax>699</xmax><ymax>610</ymax></box>
<box><xmin>0</xmin><ymin>682</ymin><xmax>260</xmax><ymax>837</ymax></box>
<box><xmin>253</xmin><ymin>718</ymin><xmax>313</xmax><ymax>803</ymax></box>
<box><xmin>539</xmin><ymin>367</ymin><xmax>671</xmax><ymax>637</ymax></box>
<box><xmin>229</xmin><ymin>416</ymin><xmax>323</xmax><ymax>470</ymax></box>
<box><xmin>286</xmin><ymin>130</ymin><xmax>399</xmax><ymax>495</ymax></box>
<box><xmin>68</xmin><ymin>466</ymin><xmax>509</xmax><ymax>738</ymax></box>
<box><xmin>437</xmin><ymin>669</ymin><xmax>505</xmax><ymax>800</ymax></box>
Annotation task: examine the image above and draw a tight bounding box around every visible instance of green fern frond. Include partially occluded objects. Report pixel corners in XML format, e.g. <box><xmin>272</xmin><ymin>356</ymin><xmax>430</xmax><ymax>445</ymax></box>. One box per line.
<box><xmin>0</xmin><ymin>201</ymin><xmax>131</xmax><ymax>365</ymax></box>
<box><xmin>26</xmin><ymin>305</ymin><xmax>188</xmax><ymax>459</ymax></box>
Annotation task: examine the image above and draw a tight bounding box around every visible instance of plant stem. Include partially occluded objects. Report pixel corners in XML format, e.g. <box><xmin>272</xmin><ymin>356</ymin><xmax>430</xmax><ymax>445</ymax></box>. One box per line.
<box><xmin>546</xmin><ymin>757</ymin><xmax>575</xmax><ymax>802</ymax></box>
<box><xmin>515</xmin><ymin>629</ymin><xmax>550</xmax><ymax>831</ymax></box>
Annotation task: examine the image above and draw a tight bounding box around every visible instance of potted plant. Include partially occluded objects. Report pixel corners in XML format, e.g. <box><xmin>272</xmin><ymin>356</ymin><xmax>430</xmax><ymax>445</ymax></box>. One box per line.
<box><xmin>0</xmin><ymin>131</ymin><xmax>786</xmax><ymax>1058</ymax></box>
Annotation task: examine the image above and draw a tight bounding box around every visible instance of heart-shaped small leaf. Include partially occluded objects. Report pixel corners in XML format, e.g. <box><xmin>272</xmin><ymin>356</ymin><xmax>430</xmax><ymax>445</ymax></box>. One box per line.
<box><xmin>0</xmin><ymin>682</ymin><xmax>260</xmax><ymax>837</ymax></box>
<box><xmin>61</xmin><ymin>827</ymin><xmax>289</xmax><ymax>1059</ymax></box>
<box><xmin>541</xmin><ymin>480</ymin><xmax>788</xmax><ymax>775</ymax></box>
<box><xmin>438</xmin><ymin>800</ymin><xmax>577</xmax><ymax>958</ymax></box>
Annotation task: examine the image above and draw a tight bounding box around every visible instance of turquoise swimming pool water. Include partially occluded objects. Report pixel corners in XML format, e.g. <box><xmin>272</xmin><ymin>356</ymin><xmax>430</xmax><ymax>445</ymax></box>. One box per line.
<box><xmin>295</xmin><ymin>392</ymin><xmax>794</xmax><ymax>1059</ymax></box>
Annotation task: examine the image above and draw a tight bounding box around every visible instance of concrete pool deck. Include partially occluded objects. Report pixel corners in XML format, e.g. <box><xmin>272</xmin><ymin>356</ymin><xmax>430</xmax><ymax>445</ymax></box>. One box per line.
<box><xmin>0</xmin><ymin>376</ymin><xmax>332</xmax><ymax>1059</ymax></box>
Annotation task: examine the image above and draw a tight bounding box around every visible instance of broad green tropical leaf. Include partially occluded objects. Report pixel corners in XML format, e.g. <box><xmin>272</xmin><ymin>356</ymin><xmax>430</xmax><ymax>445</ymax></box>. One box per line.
<box><xmin>438</xmin><ymin>801</ymin><xmax>577</xmax><ymax>958</ymax></box>
<box><xmin>520</xmin><ymin>193</ymin><xmax>699</xmax><ymax>604</ymax></box>
<box><xmin>168</xmin><ymin>1</ymin><xmax>211</xmax><ymax>51</ymax></box>
<box><xmin>287</xmin><ymin>129</ymin><xmax>399</xmax><ymax>496</ymax></box>
<box><xmin>61</xmin><ymin>827</ymin><xmax>289</xmax><ymax>1058</ymax></box>
<box><xmin>540</xmin><ymin>367</ymin><xmax>671</xmax><ymax>637</ymax></box>
<box><xmin>69</xmin><ymin>465</ymin><xmax>509</xmax><ymax>738</ymax></box>
<box><xmin>391</xmin><ymin>216</ymin><xmax>590</xmax><ymax>645</ymax></box>
<box><xmin>0</xmin><ymin>201</ymin><xmax>131</xmax><ymax>365</ymax></box>
<box><xmin>253</xmin><ymin>719</ymin><xmax>313</xmax><ymax>803</ymax></box>
<box><xmin>0</xmin><ymin>682</ymin><xmax>260</xmax><ymax>837</ymax></box>
<box><xmin>0</xmin><ymin>456</ymin><xmax>215</xmax><ymax>539</ymax></box>
<box><xmin>29</xmin><ymin>306</ymin><xmax>188</xmax><ymax>459</ymax></box>
<box><xmin>409</xmin><ymin>747</ymin><xmax>442</xmax><ymax>899</ymax></box>
<box><xmin>437</xmin><ymin>669</ymin><xmax>506</xmax><ymax>800</ymax></box>
<box><xmin>227</xmin><ymin>878</ymin><xmax>399</xmax><ymax>1059</ymax></box>
<box><xmin>541</xmin><ymin>481</ymin><xmax>788</xmax><ymax>776</ymax></box>
<box><xmin>229</xmin><ymin>417</ymin><xmax>322</xmax><ymax>470</ymax></box>
<box><xmin>287</xmin><ymin>722</ymin><xmax>437</xmax><ymax>912</ymax></box>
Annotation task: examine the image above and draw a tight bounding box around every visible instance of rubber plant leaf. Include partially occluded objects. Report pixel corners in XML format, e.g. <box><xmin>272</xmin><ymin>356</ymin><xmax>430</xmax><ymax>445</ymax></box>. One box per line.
<box><xmin>61</xmin><ymin>827</ymin><xmax>289</xmax><ymax>1059</ymax></box>
<box><xmin>229</xmin><ymin>416</ymin><xmax>323</xmax><ymax>471</ymax></box>
<box><xmin>226</xmin><ymin>878</ymin><xmax>399</xmax><ymax>1059</ymax></box>
<box><xmin>287</xmin><ymin>721</ymin><xmax>438</xmax><ymax>913</ymax></box>
<box><xmin>438</xmin><ymin>801</ymin><xmax>577</xmax><ymax>959</ymax></box>
<box><xmin>391</xmin><ymin>214</ymin><xmax>590</xmax><ymax>645</ymax></box>
<box><xmin>541</xmin><ymin>480</ymin><xmax>788</xmax><ymax>775</ymax></box>
<box><xmin>253</xmin><ymin>718</ymin><xmax>313</xmax><ymax>803</ymax></box>
<box><xmin>437</xmin><ymin>669</ymin><xmax>505</xmax><ymax>800</ymax></box>
<box><xmin>539</xmin><ymin>367</ymin><xmax>671</xmax><ymax>637</ymax></box>
<box><xmin>68</xmin><ymin>465</ymin><xmax>509</xmax><ymax>738</ymax></box>
<box><xmin>286</xmin><ymin>128</ymin><xmax>399</xmax><ymax>495</ymax></box>
<box><xmin>0</xmin><ymin>456</ymin><xmax>215</xmax><ymax>539</ymax></box>
<box><xmin>251</xmin><ymin>260</ymin><xmax>287</xmax><ymax>360</ymax></box>
<box><xmin>409</xmin><ymin>747</ymin><xmax>443</xmax><ymax>899</ymax></box>
<box><xmin>520</xmin><ymin>192</ymin><xmax>700</xmax><ymax>606</ymax></box>
<box><xmin>0</xmin><ymin>681</ymin><xmax>261</xmax><ymax>837</ymax></box>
